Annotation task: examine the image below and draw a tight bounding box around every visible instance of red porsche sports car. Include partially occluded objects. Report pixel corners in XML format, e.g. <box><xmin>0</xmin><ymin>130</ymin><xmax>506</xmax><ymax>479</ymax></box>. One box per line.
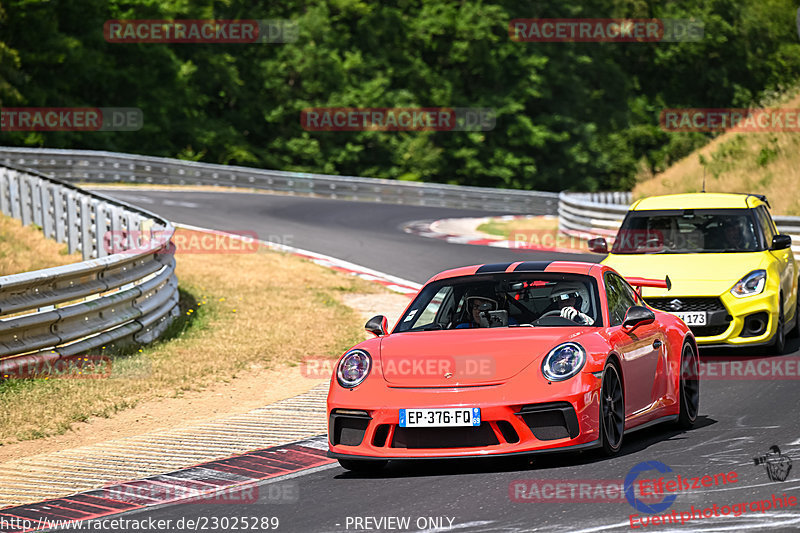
<box><xmin>327</xmin><ymin>261</ymin><xmax>699</xmax><ymax>471</ymax></box>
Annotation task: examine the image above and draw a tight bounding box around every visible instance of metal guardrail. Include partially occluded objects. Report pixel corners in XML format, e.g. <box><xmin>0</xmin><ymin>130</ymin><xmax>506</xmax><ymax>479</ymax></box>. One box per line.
<box><xmin>0</xmin><ymin>163</ymin><xmax>179</xmax><ymax>375</ymax></box>
<box><xmin>558</xmin><ymin>191</ymin><xmax>800</xmax><ymax>254</ymax></box>
<box><xmin>0</xmin><ymin>145</ymin><xmax>562</xmax><ymax>377</ymax></box>
<box><xmin>0</xmin><ymin>147</ymin><xmax>559</xmax><ymax>215</ymax></box>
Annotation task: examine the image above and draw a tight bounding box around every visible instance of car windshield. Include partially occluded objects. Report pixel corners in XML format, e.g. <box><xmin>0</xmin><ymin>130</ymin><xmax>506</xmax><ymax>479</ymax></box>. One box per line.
<box><xmin>393</xmin><ymin>273</ymin><xmax>601</xmax><ymax>332</ymax></box>
<box><xmin>612</xmin><ymin>209</ymin><xmax>762</xmax><ymax>254</ymax></box>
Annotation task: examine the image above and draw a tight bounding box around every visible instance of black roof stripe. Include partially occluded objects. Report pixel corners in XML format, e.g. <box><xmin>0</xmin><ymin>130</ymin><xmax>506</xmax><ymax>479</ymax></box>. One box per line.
<box><xmin>475</xmin><ymin>262</ymin><xmax>513</xmax><ymax>274</ymax></box>
<box><xmin>513</xmin><ymin>261</ymin><xmax>553</xmax><ymax>272</ymax></box>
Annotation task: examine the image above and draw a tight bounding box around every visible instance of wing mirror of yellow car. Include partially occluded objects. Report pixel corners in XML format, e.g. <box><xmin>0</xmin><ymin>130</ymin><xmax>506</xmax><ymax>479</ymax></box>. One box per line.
<box><xmin>622</xmin><ymin>306</ymin><xmax>655</xmax><ymax>331</ymax></box>
<box><xmin>771</xmin><ymin>234</ymin><xmax>792</xmax><ymax>251</ymax></box>
<box><xmin>365</xmin><ymin>315</ymin><xmax>388</xmax><ymax>337</ymax></box>
<box><xmin>588</xmin><ymin>237</ymin><xmax>609</xmax><ymax>254</ymax></box>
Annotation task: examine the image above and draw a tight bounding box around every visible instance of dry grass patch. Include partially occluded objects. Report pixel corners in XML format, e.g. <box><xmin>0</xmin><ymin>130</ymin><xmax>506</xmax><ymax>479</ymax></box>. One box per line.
<box><xmin>634</xmin><ymin>93</ymin><xmax>800</xmax><ymax>215</ymax></box>
<box><xmin>0</xmin><ymin>213</ymin><xmax>82</xmax><ymax>276</ymax></box>
<box><xmin>476</xmin><ymin>215</ymin><xmax>559</xmax><ymax>238</ymax></box>
<box><xmin>0</xmin><ymin>228</ymin><xmax>382</xmax><ymax>444</ymax></box>
<box><xmin>475</xmin><ymin>216</ymin><xmax>588</xmax><ymax>250</ymax></box>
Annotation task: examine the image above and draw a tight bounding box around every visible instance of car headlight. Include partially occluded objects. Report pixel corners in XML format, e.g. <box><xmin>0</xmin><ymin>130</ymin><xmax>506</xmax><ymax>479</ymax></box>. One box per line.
<box><xmin>542</xmin><ymin>342</ymin><xmax>586</xmax><ymax>382</ymax></box>
<box><xmin>336</xmin><ymin>349</ymin><xmax>371</xmax><ymax>388</ymax></box>
<box><xmin>730</xmin><ymin>270</ymin><xmax>766</xmax><ymax>298</ymax></box>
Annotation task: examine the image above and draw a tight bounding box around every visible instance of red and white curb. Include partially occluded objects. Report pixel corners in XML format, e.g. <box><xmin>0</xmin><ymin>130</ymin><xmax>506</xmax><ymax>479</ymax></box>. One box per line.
<box><xmin>402</xmin><ymin>216</ymin><xmax>590</xmax><ymax>254</ymax></box>
<box><xmin>176</xmin><ymin>223</ymin><xmax>421</xmax><ymax>295</ymax></box>
<box><xmin>0</xmin><ymin>437</ymin><xmax>333</xmax><ymax>532</ymax></box>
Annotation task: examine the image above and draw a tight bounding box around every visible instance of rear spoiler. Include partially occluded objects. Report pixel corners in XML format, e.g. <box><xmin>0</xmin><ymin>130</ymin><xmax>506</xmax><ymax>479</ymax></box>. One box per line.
<box><xmin>626</xmin><ymin>275</ymin><xmax>672</xmax><ymax>294</ymax></box>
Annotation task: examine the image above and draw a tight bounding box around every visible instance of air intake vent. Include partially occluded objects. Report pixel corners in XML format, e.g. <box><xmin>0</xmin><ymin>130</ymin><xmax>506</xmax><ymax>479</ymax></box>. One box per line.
<box><xmin>516</xmin><ymin>402</ymin><xmax>579</xmax><ymax>441</ymax></box>
<box><xmin>329</xmin><ymin>411</ymin><xmax>371</xmax><ymax>446</ymax></box>
<box><xmin>391</xmin><ymin>424</ymin><xmax>499</xmax><ymax>449</ymax></box>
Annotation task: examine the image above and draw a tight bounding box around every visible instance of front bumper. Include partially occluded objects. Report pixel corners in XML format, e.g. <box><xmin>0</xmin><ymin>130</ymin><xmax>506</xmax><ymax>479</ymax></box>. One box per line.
<box><xmin>648</xmin><ymin>291</ymin><xmax>779</xmax><ymax>347</ymax></box>
<box><xmin>327</xmin><ymin>439</ymin><xmax>600</xmax><ymax>461</ymax></box>
<box><xmin>327</xmin><ymin>373</ymin><xmax>604</xmax><ymax>459</ymax></box>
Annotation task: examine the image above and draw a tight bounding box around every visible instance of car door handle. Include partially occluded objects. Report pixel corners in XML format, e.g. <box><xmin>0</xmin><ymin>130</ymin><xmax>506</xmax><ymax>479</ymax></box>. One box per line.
<box><xmin>653</xmin><ymin>339</ymin><xmax>663</xmax><ymax>349</ymax></box>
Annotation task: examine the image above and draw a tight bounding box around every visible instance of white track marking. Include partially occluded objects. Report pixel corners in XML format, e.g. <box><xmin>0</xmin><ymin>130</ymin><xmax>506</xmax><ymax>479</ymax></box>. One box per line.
<box><xmin>175</xmin><ymin>222</ymin><xmax>422</xmax><ymax>294</ymax></box>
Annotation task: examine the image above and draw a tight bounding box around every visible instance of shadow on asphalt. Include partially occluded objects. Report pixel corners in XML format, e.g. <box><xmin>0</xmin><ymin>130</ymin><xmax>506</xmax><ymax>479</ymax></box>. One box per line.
<box><xmin>699</xmin><ymin>335</ymin><xmax>800</xmax><ymax>357</ymax></box>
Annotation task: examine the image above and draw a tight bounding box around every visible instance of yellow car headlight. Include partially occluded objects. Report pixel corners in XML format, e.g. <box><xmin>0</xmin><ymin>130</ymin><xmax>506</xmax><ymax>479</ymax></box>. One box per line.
<box><xmin>730</xmin><ymin>270</ymin><xmax>766</xmax><ymax>298</ymax></box>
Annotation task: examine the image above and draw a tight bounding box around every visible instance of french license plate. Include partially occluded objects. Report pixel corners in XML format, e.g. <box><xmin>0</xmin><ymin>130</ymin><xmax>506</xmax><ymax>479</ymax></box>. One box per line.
<box><xmin>399</xmin><ymin>408</ymin><xmax>481</xmax><ymax>427</ymax></box>
<box><xmin>675</xmin><ymin>311</ymin><xmax>707</xmax><ymax>326</ymax></box>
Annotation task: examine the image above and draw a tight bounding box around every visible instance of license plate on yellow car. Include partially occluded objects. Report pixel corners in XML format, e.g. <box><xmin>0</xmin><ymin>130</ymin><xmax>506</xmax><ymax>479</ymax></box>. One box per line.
<box><xmin>399</xmin><ymin>408</ymin><xmax>481</xmax><ymax>427</ymax></box>
<box><xmin>674</xmin><ymin>311</ymin><xmax>707</xmax><ymax>326</ymax></box>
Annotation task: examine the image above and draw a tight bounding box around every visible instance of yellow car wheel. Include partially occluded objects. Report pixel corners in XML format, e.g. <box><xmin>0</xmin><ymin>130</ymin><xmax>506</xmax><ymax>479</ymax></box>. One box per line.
<box><xmin>791</xmin><ymin>283</ymin><xmax>800</xmax><ymax>339</ymax></box>
<box><xmin>768</xmin><ymin>300</ymin><xmax>787</xmax><ymax>355</ymax></box>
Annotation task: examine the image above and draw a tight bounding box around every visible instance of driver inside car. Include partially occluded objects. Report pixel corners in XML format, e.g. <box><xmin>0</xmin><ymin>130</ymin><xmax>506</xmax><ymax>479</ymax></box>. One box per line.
<box><xmin>456</xmin><ymin>296</ymin><xmax>497</xmax><ymax>328</ymax></box>
<box><xmin>719</xmin><ymin>217</ymin><xmax>757</xmax><ymax>251</ymax></box>
<box><xmin>456</xmin><ymin>293</ymin><xmax>519</xmax><ymax>328</ymax></box>
<box><xmin>543</xmin><ymin>283</ymin><xmax>595</xmax><ymax>325</ymax></box>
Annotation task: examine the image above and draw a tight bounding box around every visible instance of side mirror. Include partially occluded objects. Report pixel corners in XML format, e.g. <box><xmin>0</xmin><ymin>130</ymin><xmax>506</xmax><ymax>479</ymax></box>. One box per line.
<box><xmin>771</xmin><ymin>234</ymin><xmax>792</xmax><ymax>251</ymax></box>
<box><xmin>622</xmin><ymin>306</ymin><xmax>655</xmax><ymax>331</ymax></box>
<box><xmin>588</xmin><ymin>237</ymin><xmax>608</xmax><ymax>254</ymax></box>
<box><xmin>365</xmin><ymin>315</ymin><xmax>388</xmax><ymax>337</ymax></box>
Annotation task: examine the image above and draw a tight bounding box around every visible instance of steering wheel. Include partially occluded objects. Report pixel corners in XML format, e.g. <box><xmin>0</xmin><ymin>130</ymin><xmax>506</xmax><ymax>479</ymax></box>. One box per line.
<box><xmin>540</xmin><ymin>309</ymin><xmax>565</xmax><ymax>318</ymax></box>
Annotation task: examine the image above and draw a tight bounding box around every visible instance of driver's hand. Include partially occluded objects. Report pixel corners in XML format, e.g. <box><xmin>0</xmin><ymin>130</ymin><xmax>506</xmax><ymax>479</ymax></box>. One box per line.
<box><xmin>560</xmin><ymin>306</ymin><xmax>595</xmax><ymax>325</ymax></box>
<box><xmin>560</xmin><ymin>307</ymin><xmax>578</xmax><ymax>321</ymax></box>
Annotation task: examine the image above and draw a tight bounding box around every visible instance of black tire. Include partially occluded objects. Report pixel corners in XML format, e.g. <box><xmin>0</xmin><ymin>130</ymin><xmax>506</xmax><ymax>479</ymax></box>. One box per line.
<box><xmin>337</xmin><ymin>458</ymin><xmax>387</xmax><ymax>472</ymax></box>
<box><xmin>676</xmin><ymin>342</ymin><xmax>699</xmax><ymax>429</ymax></box>
<box><xmin>789</xmin><ymin>282</ymin><xmax>800</xmax><ymax>339</ymax></box>
<box><xmin>599</xmin><ymin>361</ymin><xmax>625</xmax><ymax>456</ymax></box>
<box><xmin>769</xmin><ymin>300</ymin><xmax>787</xmax><ymax>355</ymax></box>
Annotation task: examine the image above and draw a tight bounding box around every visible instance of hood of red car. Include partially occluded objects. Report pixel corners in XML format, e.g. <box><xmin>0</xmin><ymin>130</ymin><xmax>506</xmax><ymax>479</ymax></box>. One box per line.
<box><xmin>378</xmin><ymin>328</ymin><xmax>588</xmax><ymax>387</ymax></box>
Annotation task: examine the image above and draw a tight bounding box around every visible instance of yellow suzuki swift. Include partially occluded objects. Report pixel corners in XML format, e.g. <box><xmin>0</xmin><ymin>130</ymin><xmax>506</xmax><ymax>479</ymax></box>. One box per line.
<box><xmin>591</xmin><ymin>193</ymin><xmax>799</xmax><ymax>353</ymax></box>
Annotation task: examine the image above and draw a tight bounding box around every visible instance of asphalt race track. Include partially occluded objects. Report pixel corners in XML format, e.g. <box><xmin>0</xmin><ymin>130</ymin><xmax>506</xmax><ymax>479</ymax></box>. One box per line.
<box><xmin>62</xmin><ymin>189</ymin><xmax>800</xmax><ymax>532</ymax></box>
<box><xmin>97</xmin><ymin>189</ymin><xmax>574</xmax><ymax>284</ymax></box>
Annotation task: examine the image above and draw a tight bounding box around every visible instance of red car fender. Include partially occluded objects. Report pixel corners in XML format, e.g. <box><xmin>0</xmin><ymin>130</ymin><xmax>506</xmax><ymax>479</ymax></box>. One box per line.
<box><xmin>578</xmin><ymin>330</ymin><xmax>618</xmax><ymax>375</ymax></box>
